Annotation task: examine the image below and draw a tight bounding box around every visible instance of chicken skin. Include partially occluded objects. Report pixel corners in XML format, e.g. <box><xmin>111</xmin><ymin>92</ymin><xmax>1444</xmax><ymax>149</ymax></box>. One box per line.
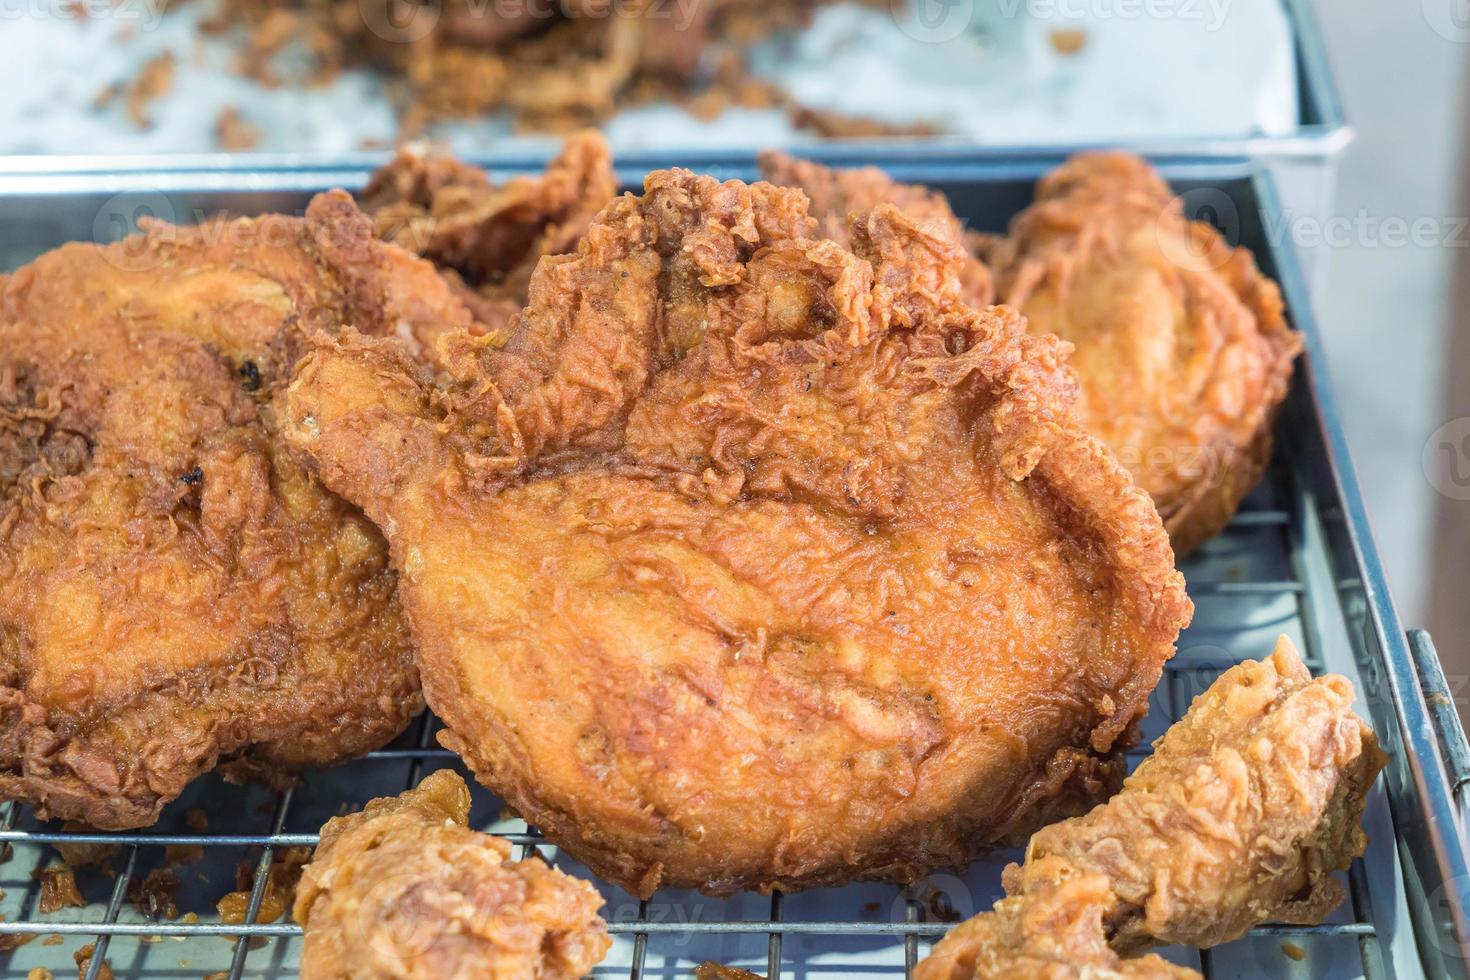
<box><xmin>0</xmin><ymin>191</ymin><xmax>478</xmax><ymax>828</ymax></box>
<box><xmin>294</xmin><ymin>770</ymin><xmax>610</xmax><ymax>980</ymax></box>
<box><xmin>282</xmin><ymin>170</ymin><xmax>1191</xmax><ymax>897</ymax></box>
<box><xmin>760</xmin><ymin>151</ymin><xmax>994</xmax><ymax>310</ymax></box>
<box><xmin>985</xmin><ymin>153</ymin><xmax>1301</xmax><ymax>554</ymax></box>
<box><xmin>362</xmin><ymin>132</ymin><xmax>616</xmax><ymax>336</ymax></box>
<box><xmin>916</xmin><ymin>636</ymin><xmax>1386</xmax><ymax>979</ymax></box>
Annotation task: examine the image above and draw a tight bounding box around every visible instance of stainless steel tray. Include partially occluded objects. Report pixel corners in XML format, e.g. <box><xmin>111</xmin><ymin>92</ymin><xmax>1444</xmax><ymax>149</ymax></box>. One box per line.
<box><xmin>0</xmin><ymin>158</ymin><xmax>1462</xmax><ymax>980</ymax></box>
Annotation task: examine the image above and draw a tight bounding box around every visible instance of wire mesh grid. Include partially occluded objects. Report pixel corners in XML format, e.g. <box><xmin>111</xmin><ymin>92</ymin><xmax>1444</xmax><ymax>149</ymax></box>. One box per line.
<box><xmin>0</xmin><ymin>448</ymin><xmax>1406</xmax><ymax>980</ymax></box>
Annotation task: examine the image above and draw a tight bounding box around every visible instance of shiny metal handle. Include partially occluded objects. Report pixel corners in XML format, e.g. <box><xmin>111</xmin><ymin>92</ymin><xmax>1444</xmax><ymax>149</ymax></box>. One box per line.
<box><xmin>1409</xmin><ymin>628</ymin><xmax>1470</xmax><ymax>818</ymax></box>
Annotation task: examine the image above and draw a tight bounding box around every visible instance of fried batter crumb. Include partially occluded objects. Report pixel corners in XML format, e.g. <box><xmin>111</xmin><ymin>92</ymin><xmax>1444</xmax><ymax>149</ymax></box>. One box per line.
<box><xmin>73</xmin><ymin>943</ymin><xmax>113</xmax><ymax>980</ymax></box>
<box><xmin>27</xmin><ymin>968</ymin><xmax>53</xmax><ymax>980</ymax></box>
<box><xmin>216</xmin><ymin>847</ymin><xmax>311</xmax><ymax>926</ymax></box>
<box><xmin>1048</xmin><ymin>28</ymin><xmax>1088</xmax><ymax>54</ymax></box>
<box><xmin>35</xmin><ymin>866</ymin><xmax>85</xmax><ymax>913</ymax></box>
<box><xmin>128</xmin><ymin>868</ymin><xmax>181</xmax><ymax>921</ymax></box>
<box><xmin>215</xmin><ymin>106</ymin><xmax>262</xmax><ymax>151</ymax></box>
<box><xmin>0</xmin><ymin>927</ymin><xmax>33</xmax><ymax>952</ymax></box>
<box><xmin>126</xmin><ymin>51</ymin><xmax>176</xmax><ymax>129</ymax></box>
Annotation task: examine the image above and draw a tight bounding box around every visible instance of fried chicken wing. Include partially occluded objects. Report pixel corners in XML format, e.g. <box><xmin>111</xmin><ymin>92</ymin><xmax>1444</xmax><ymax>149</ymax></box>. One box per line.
<box><xmin>759</xmin><ymin>151</ymin><xmax>993</xmax><ymax>309</ymax></box>
<box><xmin>294</xmin><ymin>770</ymin><xmax>610</xmax><ymax>980</ymax></box>
<box><xmin>985</xmin><ymin>153</ymin><xmax>1301</xmax><ymax>554</ymax></box>
<box><xmin>282</xmin><ymin>170</ymin><xmax>1190</xmax><ymax>897</ymax></box>
<box><xmin>916</xmin><ymin>636</ymin><xmax>1386</xmax><ymax>979</ymax></box>
<box><xmin>362</xmin><ymin>132</ymin><xmax>616</xmax><ymax>334</ymax></box>
<box><xmin>0</xmin><ymin>191</ymin><xmax>477</xmax><ymax>828</ymax></box>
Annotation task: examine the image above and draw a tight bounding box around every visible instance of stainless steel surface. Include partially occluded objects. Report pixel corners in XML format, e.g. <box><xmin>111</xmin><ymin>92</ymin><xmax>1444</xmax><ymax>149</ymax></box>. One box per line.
<box><xmin>0</xmin><ymin>0</ymin><xmax>1348</xmax><ymax>176</ymax></box>
<box><xmin>0</xmin><ymin>160</ymin><xmax>1460</xmax><ymax>979</ymax></box>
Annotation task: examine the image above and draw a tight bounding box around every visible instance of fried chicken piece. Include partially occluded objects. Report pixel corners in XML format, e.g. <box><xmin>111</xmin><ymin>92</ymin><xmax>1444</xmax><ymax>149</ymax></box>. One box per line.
<box><xmin>760</xmin><ymin>152</ymin><xmax>993</xmax><ymax>309</ymax></box>
<box><xmin>282</xmin><ymin>170</ymin><xmax>1190</xmax><ymax>897</ymax></box>
<box><xmin>294</xmin><ymin>770</ymin><xmax>611</xmax><ymax>980</ymax></box>
<box><xmin>916</xmin><ymin>637</ymin><xmax>1386</xmax><ymax>979</ymax></box>
<box><xmin>985</xmin><ymin>153</ymin><xmax>1301</xmax><ymax>554</ymax></box>
<box><xmin>362</xmin><ymin>132</ymin><xmax>616</xmax><ymax>334</ymax></box>
<box><xmin>0</xmin><ymin>191</ymin><xmax>480</xmax><ymax>828</ymax></box>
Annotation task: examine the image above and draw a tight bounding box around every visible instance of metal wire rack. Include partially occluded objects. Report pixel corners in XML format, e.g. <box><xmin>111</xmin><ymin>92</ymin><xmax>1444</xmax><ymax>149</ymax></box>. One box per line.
<box><xmin>0</xmin><ymin>464</ymin><xmax>1408</xmax><ymax>980</ymax></box>
<box><xmin>0</xmin><ymin>161</ymin><xmax>1464</xmax><ymax>979</ymax></box>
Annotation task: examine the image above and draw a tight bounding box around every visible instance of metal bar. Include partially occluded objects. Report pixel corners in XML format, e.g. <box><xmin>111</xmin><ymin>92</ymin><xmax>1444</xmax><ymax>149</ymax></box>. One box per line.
<box><xmin>1183</xmin><ymin>581</ymin><xmax>1306</xmax><ymax>595</ymax></box>
<box><xmin>628</xmin><ymin>900</ymin><xmax>650</xmax><ymax>980</ymax></box>
<box><xmin>767</xmin><ymin>891</ymin><xmax>783</xmax><ymax>980</ymax></box>
<box><xmin>1349</xmin><ymin>861</ymin><xmax>1386</xmax><ymax>980</ymax></box>
<box><xmin>402</xmin><ymin>711</ymin><xmax>438</xmax><ymax>790</ymax></box>
<box><xmin>1225</xmin><ymin>510</ymin><xmax>1290</xmax><ymax>527</ymax></box>
<box><xmin>1408</xmin><ymin>630</ymin><xmax>1470</xmax><ymax>808</ymax></box>
<box><xmin>0</xmin><ymin>920</ymin><xmax>1380</xmax><ymax>939</ymax></box>
<box><xmin>224</xmin><ymin>787</ymin><xmax>296</xmax><ymax>980</ymax></box>
<box><xmin>903</xmin><ymin>888</ymin><xmax>919</xmax><ymax>978</ymax></box>
<box><xmin>83</xmin><ymin>845</ymin><xmax>138</xmax><ymax>980</ymax></box>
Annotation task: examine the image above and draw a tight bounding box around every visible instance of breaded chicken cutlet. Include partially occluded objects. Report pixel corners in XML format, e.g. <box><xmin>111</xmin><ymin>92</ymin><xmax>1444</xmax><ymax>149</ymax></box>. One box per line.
<box><xmin>0</xmin><ymin>191</ymin><xmax>477</xmax><ymax>828</ymax></box>
<box><xmin>985</xmin><ymin>154</ymin><xmax>1301</xmax><ymax>554</ymax></box>
<box><xmin>282</xmin><ymin>169</ymin><xmax>1191</xmax><ymax>897</ymax></box>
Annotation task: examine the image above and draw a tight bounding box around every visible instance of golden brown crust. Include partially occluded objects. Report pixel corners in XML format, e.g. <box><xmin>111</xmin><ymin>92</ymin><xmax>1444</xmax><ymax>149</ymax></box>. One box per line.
<box><xmin>916</xmin><ymin>637</ymin><xmax>1386</xmax><ymax>979</ymax></box>
<box><xmin>295</xmin><ymin>770</ymin><xmax>610</xmax><ymax>980</ymax></box>
<box><xmin>283</xmin><ymin>169</ymin><xmax>1191</xmax><ymax>897</ymax></box>
<box><xmin>362</xmin><ymin>132</ymin><xmax>616</xmax><ymax>336</ymax></box>
<box><xmin>986</xmin><ymin>152</ymin><xmax>1301</xmax><ymax>554</ymax></box>
<box><xmin>0</xmin><ymin>192</ymin><xmax>472</xmax><ymax>828</ymax></box>
<box><xmin>759</xmin><ymin>151</ymin><xmax>994</xmax><ymax>310</ymax></box>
